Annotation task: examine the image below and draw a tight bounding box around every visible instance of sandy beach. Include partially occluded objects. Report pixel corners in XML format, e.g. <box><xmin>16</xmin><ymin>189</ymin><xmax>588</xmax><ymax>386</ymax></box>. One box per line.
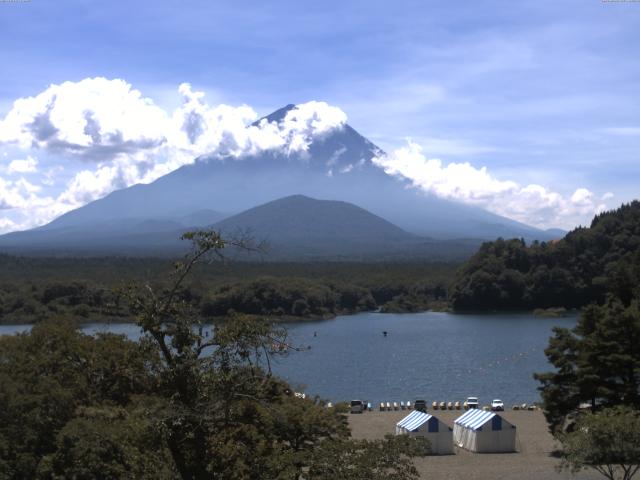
<box><xmin>348</xmin><ymin>409</ymin><xmax>602</xmax><ymax>480</ymax></box>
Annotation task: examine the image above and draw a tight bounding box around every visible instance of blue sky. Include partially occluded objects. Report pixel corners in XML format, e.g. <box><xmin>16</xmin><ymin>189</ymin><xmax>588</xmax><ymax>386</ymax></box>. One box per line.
<box><xmin>0</xmin><ymin>0</ymin><xmax>639</xmax><ymax>232</ymax></box>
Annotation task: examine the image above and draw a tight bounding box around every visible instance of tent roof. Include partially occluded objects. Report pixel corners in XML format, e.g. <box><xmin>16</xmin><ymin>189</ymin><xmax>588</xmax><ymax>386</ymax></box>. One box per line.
<box><xmin>454</xmin><ymin>409</ymin><xmax>498</xmax><ymax>431</ymax></box>
<box><xmin>397</xmin><ymin>410</ymin><xmax>433</xmax><ymax>432</ymax></box>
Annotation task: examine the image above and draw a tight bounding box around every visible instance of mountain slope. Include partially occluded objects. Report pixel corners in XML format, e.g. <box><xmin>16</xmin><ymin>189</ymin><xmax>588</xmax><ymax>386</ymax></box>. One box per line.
<box><xmin>0</xmin><ymin>210</ymin><xmax>226</xmax><ymax>253</ymax></box>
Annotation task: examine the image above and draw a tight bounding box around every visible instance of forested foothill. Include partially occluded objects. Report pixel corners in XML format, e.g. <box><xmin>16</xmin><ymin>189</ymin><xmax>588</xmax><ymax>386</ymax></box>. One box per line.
<box><xmin>449</xmin><ymin>201</ymin><xmax>640</xmax><ymax>312</ymax></box>
<box><xmin>0</xmin><ymin>256</ymin><xmax>453</xmax><ymax>325</ymax></box>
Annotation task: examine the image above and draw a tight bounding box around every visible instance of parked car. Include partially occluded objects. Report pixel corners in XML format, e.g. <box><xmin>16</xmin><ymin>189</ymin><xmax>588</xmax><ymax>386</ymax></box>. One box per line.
<box><xmin>414</xmin><ymin>399</ymin><xmax>427</xmax><ymax>412</ymax></box>
<box><xmin>466</xmin><ymin>396</ymin><xmax>479</xmax><ymax>409</ymax></box>
<box><xmin>491</xmin><ymin>399</ymin><xmax>504</xmax><ymax>411</ymax></box>
<box><xmin>350</xmin><ymin>400</ymin><xmax>364</xmax><ymax>413</ymax></box>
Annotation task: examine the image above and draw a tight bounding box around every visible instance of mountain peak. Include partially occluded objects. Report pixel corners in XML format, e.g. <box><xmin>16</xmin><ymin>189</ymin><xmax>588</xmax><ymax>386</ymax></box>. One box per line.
<box><xmin>254</xmin><ymin>104</ymin><xmax>297</xmax><ymax>126</ymax></box>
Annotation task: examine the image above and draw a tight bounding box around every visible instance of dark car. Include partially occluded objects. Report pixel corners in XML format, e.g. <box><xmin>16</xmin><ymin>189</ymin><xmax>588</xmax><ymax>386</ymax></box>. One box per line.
<box><xmin>414</xmin><ymin>399</ymin><xmax>427</xmax><ymax>412</ymax></box>
<box><xmin>350</xmin><ymin>400</ymin><xmax>364</xmax><ymax>413</ymax></box>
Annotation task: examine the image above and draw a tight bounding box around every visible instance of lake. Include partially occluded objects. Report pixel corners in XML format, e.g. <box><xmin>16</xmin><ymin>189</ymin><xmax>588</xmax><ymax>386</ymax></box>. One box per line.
<box><xmin>0</xmin><ymin>311</ymin><xmax>576</xmax><ymax>406</ymax></box>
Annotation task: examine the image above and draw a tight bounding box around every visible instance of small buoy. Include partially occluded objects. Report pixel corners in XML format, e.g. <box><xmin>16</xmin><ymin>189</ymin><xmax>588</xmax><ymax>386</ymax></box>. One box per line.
<box><xmin>383</xmin><ymin>331</ymin><xmax>388</xmax><ymax>337</ymax></box>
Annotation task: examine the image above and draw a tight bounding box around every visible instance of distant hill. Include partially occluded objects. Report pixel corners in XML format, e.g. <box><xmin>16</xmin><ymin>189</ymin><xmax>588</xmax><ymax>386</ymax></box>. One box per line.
<box><xmin>0</xmin><ymin>103</ymin><xmax>562</xmax><ymax>257</ymax></box>
<box><xmin>212</xmin><ymin>195</ymin><xmax>480</xmax><ymax>260</ymax></box>
<box><xmin>449</xmin><ymin>201</ymin><xmax>640</xmax><ymax>311</ymax></box>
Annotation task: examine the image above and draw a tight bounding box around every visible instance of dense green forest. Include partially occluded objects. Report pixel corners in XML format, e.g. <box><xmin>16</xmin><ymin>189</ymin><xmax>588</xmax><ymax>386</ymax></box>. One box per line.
<box><xmin>449</xmin><ymin>201</ymin><xmax>640</xmax><ymax>311</ymax></box>
<box><xmin>0</xmin><ymin>256</ymin><xmax>454</xmax><ymax>324</ymax></box>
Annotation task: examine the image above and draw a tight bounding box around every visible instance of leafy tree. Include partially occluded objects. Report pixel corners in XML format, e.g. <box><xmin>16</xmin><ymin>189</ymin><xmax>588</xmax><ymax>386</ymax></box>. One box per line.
<box><xmin>37</xmin><ymin>404</ymin><xmax>176</xmax><ymax>479</ymax></box>
<box><xmin>307</xmin><ymin>434</ymin><xmax>428</xmax><ymax>480</ymax></box>
<box><xmin>558</xmin><ymin>407</ymin><xmax>640</xmax><ymax>480</ymax></box>
<box><xmin>535</xmin><ymin>298</ymin><xmax>640</xmax><ymax>432</ymax></box>
<box><xmin>0</xmin><ymin>319</ymin><xmax>158</xmax><ymax>478</ymax></box>
<box><xmin>120</xmin><ymin>230</ymin><xmax>429</xmax><ymax>479</ymax></box>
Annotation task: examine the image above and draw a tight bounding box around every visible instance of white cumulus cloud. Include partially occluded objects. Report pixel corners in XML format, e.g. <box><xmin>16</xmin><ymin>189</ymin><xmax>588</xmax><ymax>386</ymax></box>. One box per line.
<box><xmin>0</xmin><ymin>77</ymin><xmax>348</xmax><ymax>233</ymax></box>
<box><xmin>6</xmin><ymin>156</ymin><xmax>38</xmax><ymax>174</ymax></box>
<box><xmin>373</xmin><ymin>141</ymin><xmax>609</xmax><ymax>229</ymax></box>
<box><xmin>0</xmin><ymin>176</ymin><xmax>49</xmax><ymax>213</ymax></box>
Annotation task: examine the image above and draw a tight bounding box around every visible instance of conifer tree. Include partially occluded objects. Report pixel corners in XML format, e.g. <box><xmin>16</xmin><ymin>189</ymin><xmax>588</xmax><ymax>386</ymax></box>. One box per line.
<box><xmin>535</xmin><ymin>298</ymin><xmax>640</xmax><ymax>433</ymax></box>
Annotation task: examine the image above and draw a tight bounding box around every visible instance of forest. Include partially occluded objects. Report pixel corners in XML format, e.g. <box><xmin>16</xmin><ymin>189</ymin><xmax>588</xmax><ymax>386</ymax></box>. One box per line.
<box><xmin>449</xmin><ymin>201</ymin><xmax>640</xmax><ymax>311</ymax></box>
<box><xmin>0</xmin><ymin>256</ymin><xmax>453</xmax><ymax>325</ymax></box>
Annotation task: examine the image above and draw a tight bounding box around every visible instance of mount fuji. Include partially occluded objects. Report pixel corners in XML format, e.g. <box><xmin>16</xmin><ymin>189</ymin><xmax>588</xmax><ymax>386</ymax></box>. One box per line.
<box><xmin>0</xmin><ymin>104</ymin><xmax>561</xmax><ymax>259</ymax></box>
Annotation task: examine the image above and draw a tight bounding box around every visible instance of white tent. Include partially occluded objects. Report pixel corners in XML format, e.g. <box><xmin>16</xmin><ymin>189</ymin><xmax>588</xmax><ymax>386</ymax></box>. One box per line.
<box><xmin>395</xmin><ymin>410</ymin><xmax>454</xmax><ymax>455</ymax></box>
<box><xmin>453</xmin><ymin>409</ymin><xmax>516</xmax><ymax>453</ymax></box>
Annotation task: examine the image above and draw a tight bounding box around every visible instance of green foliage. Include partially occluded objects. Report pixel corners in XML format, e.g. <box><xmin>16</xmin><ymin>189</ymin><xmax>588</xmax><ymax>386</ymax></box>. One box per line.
<box><xmin>450</xmin><ymin>201</ymin><xmax>640</xmax><ymax>311</ymax></box>
<box><xmin>0</xmin><ymin>256</ymin><xmax>455</xmax><ymax>324</ymax></box>
<box><xmin>307</xmin><ymin>434</ymin><xmax>428</xmax><ymax>480</ymax></box>
<box><xmin>558</xmin><ymin>407</ymin><xmax>640</xmax><ymax>480</ymax></box>
<box><xmin>201</xmin><ymin>277</ymin><xmax>376</xmax><ymax>318</ymax></box>
<box><xmin>38</xmin><ymin>404</ymin><xmax>176</xmax><ymax>479</ymax></box>
<box><xmin>0</xmin><ymin>319</ymin><xmax>159</xmax><ymax>478</ymax></box>
<box><xmin>0</xmin><ymin>280</ymin><xmax>127</xmax><ymax>324</ymax></box>
<box><xmin>535</xmin><ymin>298</ymin><xmax>640</xmax><ymax>433</ymax></box>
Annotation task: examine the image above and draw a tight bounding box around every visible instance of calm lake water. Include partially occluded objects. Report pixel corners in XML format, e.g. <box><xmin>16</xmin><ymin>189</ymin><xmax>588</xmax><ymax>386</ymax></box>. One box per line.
<box><xmin>0</xmin><ymin>311</ymin><xmax>577</xmax><ymax>406</ymax></box>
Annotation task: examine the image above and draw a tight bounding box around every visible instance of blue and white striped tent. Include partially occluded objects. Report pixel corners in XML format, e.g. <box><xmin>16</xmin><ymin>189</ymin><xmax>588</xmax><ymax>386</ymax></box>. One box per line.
<box><xmin>395</xmin><ymin>410</ymin><xmax>453</xmax><ymax>454</ymax></box>
<box><xmin>453</xmin><ymin>409</ymin><xmax>516</xmax><ymax>453</ymax></box>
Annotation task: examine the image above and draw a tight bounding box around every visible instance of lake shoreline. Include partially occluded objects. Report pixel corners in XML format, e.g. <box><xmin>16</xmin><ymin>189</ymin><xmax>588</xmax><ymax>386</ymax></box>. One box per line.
<box><xmin>0</xmin><ymin>306</ymin><xmax>581</xmax><ymax>327</ymax></box>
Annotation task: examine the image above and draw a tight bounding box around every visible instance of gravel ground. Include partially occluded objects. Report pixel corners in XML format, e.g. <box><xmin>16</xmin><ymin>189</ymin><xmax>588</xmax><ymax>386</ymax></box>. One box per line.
<box><xmin>348</xmin><ymin>409</ymin><xmax>602</xmax><ymax>480</ymax></box>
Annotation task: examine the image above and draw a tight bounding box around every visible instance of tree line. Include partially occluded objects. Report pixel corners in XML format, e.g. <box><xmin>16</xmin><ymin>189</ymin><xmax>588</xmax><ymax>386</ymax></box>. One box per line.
<box><xmin>449</xmin><ymin>201</ymin><xmax>640</xmax><ymax>311</ymax></box>
<box><xmin>0</xmin><ymin>259</ymin><xmax>453</xmax><ymax>324</ymax></box>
